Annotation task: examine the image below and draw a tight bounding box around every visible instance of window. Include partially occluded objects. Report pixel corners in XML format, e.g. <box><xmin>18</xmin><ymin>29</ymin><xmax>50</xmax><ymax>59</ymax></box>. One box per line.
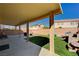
<box><xmin>71</xmin><ymin>22</ymin><xmax>75</xmax><ymax>25</ymax></box>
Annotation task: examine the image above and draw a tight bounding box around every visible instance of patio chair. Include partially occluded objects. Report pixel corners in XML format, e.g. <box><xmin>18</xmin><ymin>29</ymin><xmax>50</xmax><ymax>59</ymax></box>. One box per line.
<box><xmin>0</xmin><ymin>34</ymin><xmax>3</xmax><ymax>39</ymax></box>
<box><xmin>68</xmin><ymin>43</ymin><xmax>77</xmax><ymax>52</ymax></box>
<box><xmin>66</xmin><ymin>44</ymin><xmax>69</xmax><ymax>50</ymax></box>
<box><xmin>72</xmin><ymin>33</ymin><xmax>77</xmax><ymax>37</ymax></box>
<box><xmin>24</xmin><ymin>32</ymin><xmax>27</xmax><ymax>40</ymax></box>
<box><xmin>76</xmin><ymin>50</ymin><xmax>79</xmax><ymax>56</ymax></box>
<box><xmin>2</xmin><ymin>33</ymin><xmax>8</xmax><ymax>39</ymax></box>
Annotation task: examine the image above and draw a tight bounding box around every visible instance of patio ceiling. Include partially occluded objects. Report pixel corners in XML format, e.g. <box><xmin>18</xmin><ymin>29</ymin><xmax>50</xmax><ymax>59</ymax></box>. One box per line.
<box><xmin>0</xmin><ymin>3</ymin><xmax>62</xmax><ymax>26</ymax></box>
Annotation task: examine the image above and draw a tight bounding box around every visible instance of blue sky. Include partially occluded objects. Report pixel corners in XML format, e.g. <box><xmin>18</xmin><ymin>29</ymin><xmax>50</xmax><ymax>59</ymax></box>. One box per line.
<box><xmin>55</xmin><ymin>3</ymin><xmax>79</xmax><ymax>20</ymax></box>
<box><xmin>30</xmin><ymin>3</ymin><xmax>79</xmax><ymax>27</ymax></box>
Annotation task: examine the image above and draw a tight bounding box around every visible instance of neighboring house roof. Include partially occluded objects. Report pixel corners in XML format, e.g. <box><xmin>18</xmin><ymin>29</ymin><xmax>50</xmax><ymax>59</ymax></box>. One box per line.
<box><xmin>55</xmin><ymin>19</ymin><xmax>79</xmax><ymax>23</ymax></box>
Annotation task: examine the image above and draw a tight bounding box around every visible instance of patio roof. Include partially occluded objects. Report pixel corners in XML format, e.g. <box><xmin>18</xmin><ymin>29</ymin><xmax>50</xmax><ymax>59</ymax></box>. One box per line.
<box><xmin>0</xmin><ymin>3</ymin><xmax>62</xmax><ymax>26</ymax></box>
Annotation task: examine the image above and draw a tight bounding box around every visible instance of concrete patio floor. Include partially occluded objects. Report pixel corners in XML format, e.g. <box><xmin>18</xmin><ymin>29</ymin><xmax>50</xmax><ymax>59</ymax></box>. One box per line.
<box><xmin>0</xmin><ymin>35</ymin><xmax>41</xmax><ymax>56</ymax></box>
<box><xmin>0</xmin><ymin>34</ymin><xmax>54</xmax><ymax>56</ymax></box>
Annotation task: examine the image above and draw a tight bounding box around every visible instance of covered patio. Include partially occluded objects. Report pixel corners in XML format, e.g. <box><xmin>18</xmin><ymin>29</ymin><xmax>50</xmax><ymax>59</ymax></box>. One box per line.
<box><xmin>0</xmin><ymin>3</ymin><xmax>62</xmax><ymax>55</ymax></box>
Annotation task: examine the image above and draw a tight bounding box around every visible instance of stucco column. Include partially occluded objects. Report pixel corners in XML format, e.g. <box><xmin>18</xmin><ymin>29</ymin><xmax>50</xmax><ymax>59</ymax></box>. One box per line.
<box><xmin>26</xmin><ymin>22</ymin><xmax>29</xmax><ymax>41</ymax></box>
<box><xmin>49</xmin><ymin>12</ymin><xmax>54</xmax><ymax>54</ymax></box>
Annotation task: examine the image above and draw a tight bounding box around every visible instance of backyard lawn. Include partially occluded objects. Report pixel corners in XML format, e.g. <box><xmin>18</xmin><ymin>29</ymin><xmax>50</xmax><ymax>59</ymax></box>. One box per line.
<box><xmin>43</xmin><ymin>35</ymin><xmax>78</xmax><ymax>56</ymax></box>
<box><xmin>29</xmin><ymin>35</ymin><xmax>77</xmax><ymax>56</ymax></box>
<box><xmin>54</xmin><ymin>36</ymin><xmax>77</xmax><ymax>56</ymax></box>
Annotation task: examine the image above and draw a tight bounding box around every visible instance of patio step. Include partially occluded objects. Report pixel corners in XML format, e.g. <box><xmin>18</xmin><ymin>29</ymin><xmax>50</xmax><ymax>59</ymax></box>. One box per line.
<box><xmin>39</xmin><ymin>47</ymin><xmax>59</xmax><ymax>56</ymax></box>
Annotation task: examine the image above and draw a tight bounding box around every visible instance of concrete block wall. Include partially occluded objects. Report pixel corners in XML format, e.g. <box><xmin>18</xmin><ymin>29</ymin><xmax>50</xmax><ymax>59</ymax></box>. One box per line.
<box><xmin>55</xmin><ymin>28</ymin><xmax>79</xmax><ymax>36</ymax></box>
<box><xmin>0</xmin><ymin>29</ymin><xmax>23</xmax><ymax>35</ymax></box>
<box><xmin>29</xmin><ymin>29</ymin><xmax>50</xmax><ymax>36</ymax></box>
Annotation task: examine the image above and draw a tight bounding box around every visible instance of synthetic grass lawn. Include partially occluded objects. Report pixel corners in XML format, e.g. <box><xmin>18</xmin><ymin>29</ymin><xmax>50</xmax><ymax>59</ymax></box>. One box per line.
<box><xmin>43</xmin><ymin>36</ymin><xmax>78</xmax><ymax>56</ymax></box>
<box><xmin>54</xmin><ymin>36</ymin><xmax>77</xmax><ymax>56</ymax></box>
<box><xmin>29</xmin><ymin>36</ymin><xmax>49</xmax><ymax>47</ymax></box>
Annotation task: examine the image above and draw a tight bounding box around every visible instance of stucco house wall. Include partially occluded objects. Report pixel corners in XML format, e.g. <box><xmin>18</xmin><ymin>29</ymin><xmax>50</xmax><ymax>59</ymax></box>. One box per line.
<box><xmin>55</xmin><ymin>19</ymin><xmax>79</xmax><ymax>28</ymax></box>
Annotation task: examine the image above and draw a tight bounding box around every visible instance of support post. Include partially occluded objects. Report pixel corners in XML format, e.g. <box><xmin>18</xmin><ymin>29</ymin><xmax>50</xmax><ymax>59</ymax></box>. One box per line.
<box><xmin>18</xmin><ymin>25</ymin><xmax>21</xmax><ymax>37</ymax></box>
<box><xmin>0</xmin><ymin>24</ymin><xmax>1</xmax><ymax>29</ymax></box>
<box><xmin>1</xmin><ymin>24</ymin><xmax>3</xmax><ymax>30</ymax></box>
<box><xmin>49</xmin><ymin>12</ymin><xmax>54</xmax><ymax>54</ymax></box>
<box><xmin>26</xmin><ymin>22</ymin><xmax>29</xmax><ymax>41</ymax></box>
<box><xmin>15</xmin><ymin>26</ymin><xmax>17</xmax><ymax>30</ymax></box>
<box><xmin>19</xmin><ymin>26</ymin><xmax>21</xmax><ymax>31</ymax></box>
<box><xmin>9</xmin><ymin>26</ymin><xmax>11</xmax><ymax>30</ymax></box>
